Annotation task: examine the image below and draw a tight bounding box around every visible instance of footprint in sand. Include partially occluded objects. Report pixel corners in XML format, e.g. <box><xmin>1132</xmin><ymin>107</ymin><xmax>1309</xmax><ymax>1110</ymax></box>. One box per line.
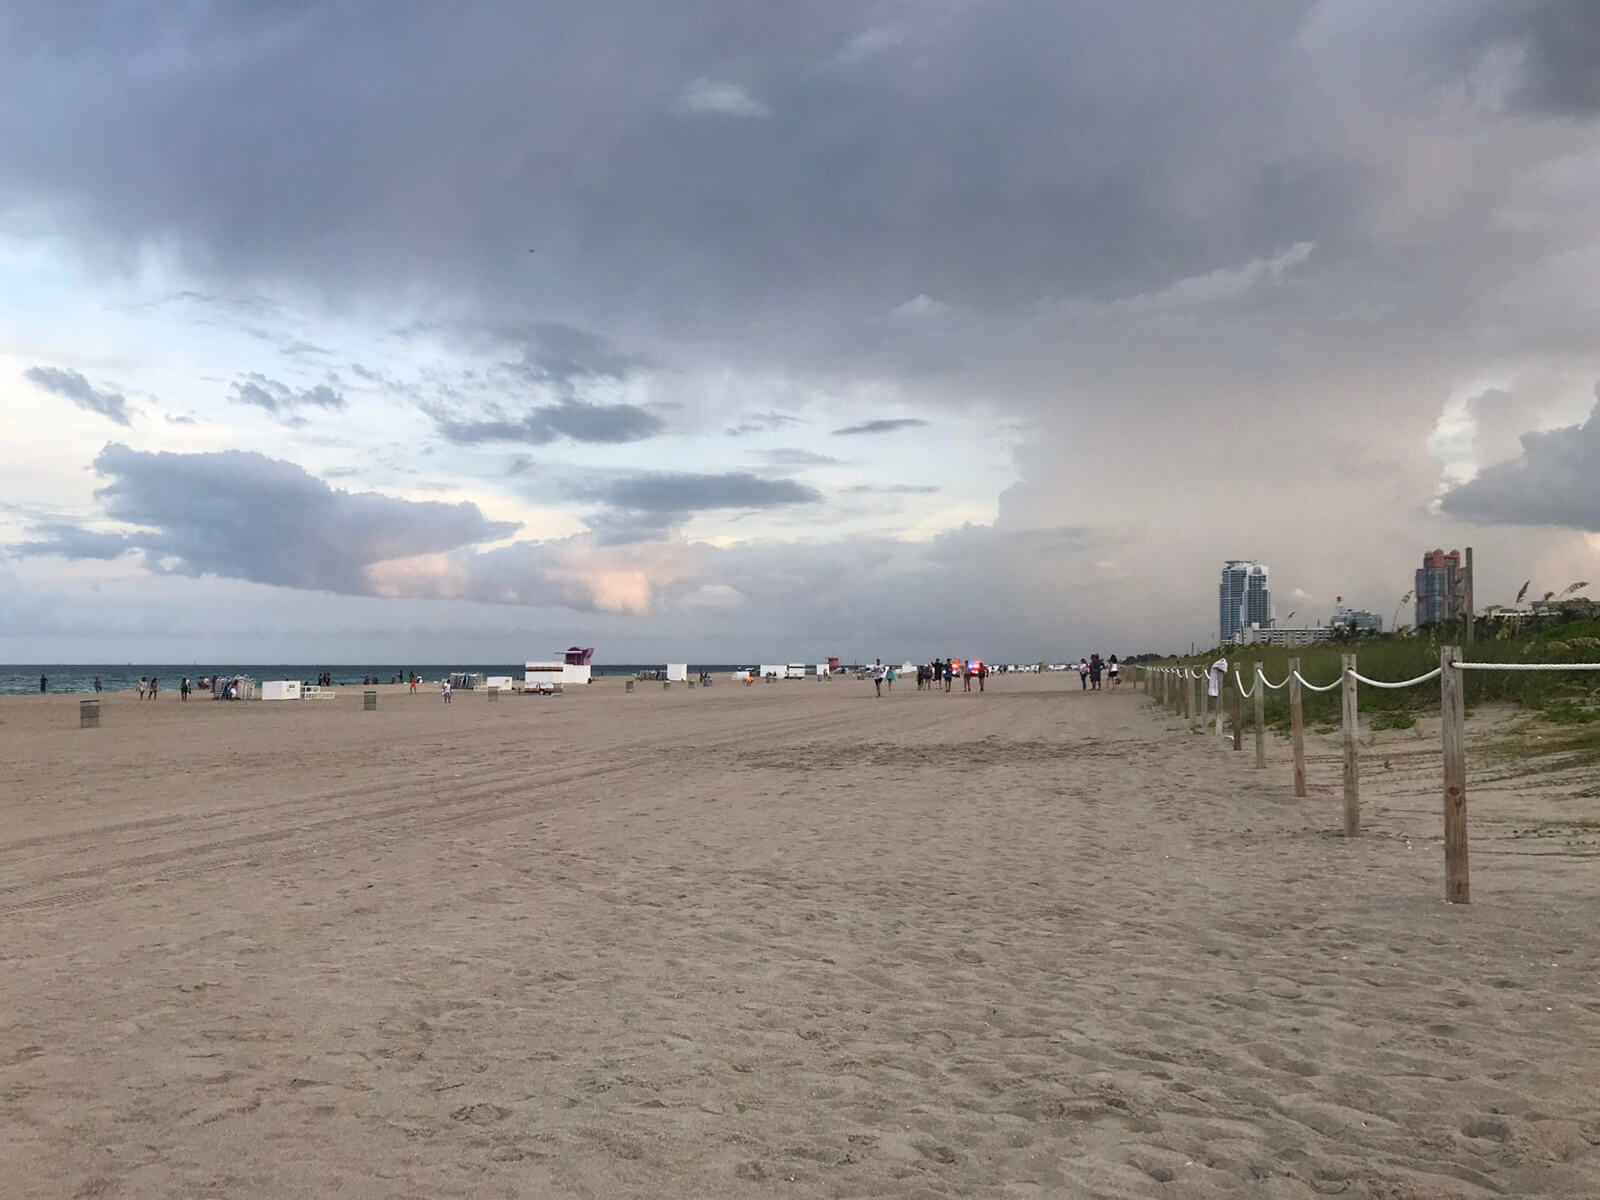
<box><xmin>1460</xmin><ymin>1115</ymin><xmax>1513</xmax><ymax>1143</ymax></box>
<box><xmin>451</xmin><ymin>1102</ymin><xmax>510</xmax><ymax>1125</ymax></box>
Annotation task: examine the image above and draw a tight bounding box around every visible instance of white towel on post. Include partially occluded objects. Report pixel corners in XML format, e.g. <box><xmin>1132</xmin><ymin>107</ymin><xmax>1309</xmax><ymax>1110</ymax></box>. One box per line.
<box><xmin>1208</xmin><ymin>657</ymin><xmax>1228</xmax><ymax>698</ymax></box>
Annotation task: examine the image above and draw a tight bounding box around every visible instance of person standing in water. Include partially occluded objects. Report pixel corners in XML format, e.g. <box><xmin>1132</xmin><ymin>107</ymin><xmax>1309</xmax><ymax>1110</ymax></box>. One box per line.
<box><xmin>39</xmin><ymin>673</ymin><xmax>47</xmax><ymax>694</ymax></box>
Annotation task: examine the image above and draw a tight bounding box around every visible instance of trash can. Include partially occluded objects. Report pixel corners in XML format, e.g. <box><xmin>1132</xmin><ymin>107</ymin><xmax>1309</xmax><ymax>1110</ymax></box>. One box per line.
<box><xmin>363</xmin><ymin>690</ymin><xmax>377</xmax><ymax>711</ymax></box>
<box><xmin>80</xmin><ymin>699</ymin><xmax>100</xmax><ymax>729</ymax></box>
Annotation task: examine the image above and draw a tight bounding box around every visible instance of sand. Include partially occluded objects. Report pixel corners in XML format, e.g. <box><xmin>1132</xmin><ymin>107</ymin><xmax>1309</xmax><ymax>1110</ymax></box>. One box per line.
<box><xmin>0</xmin><ymin>676</ymin><xmax>1597</xmax><ymax>1198</ymax></box>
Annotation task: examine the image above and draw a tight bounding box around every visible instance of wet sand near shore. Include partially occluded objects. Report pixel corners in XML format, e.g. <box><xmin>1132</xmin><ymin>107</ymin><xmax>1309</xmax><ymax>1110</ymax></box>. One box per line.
<box><xmin>1</xmin><ymin>676</ymin><xmax>1597</xmax><ymax>1198</ymax></box>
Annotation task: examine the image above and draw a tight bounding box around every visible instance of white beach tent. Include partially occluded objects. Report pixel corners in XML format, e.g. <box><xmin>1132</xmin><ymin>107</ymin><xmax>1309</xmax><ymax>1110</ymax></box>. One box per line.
<box><xmin>666</xmin><ymin>663</ymin><xmax>689</xmax><ymax>682</ymax></box>
<box><xmin>759</xmin><ymin>664</ymin><xmax>784</xmax><ymax>680</ymax></box>
<box><xmin>816</xmin><ymin>663</ymin><xmax>830</xmax><ymax>678</ymax></box>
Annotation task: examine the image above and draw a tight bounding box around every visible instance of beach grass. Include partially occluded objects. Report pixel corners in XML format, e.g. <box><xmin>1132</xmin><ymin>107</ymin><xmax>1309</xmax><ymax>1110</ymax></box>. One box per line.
<box><xmin>1153</xmin><ymin>619</ymin><xmax>1600</xmax><ymax>734</ymax></box>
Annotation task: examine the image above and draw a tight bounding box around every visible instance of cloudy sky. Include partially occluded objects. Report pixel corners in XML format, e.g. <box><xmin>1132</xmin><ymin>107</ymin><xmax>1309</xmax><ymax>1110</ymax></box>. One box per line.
<box><xmin>3</xmin><ymin>0</ymin><xmax>1598</xmax><ymax>664</ymax></box>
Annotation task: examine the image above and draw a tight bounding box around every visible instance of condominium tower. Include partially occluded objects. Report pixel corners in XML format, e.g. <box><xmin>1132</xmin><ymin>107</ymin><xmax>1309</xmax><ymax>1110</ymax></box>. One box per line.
<box><xmin>1220</xmin><ymin>561</ymin><xmax>1271</xmax><ymax>642</ymax></box>
<box><xmin>1415</xmin><ymin>549</ymin><xmax>1467</xmax><ymax>627</ymax></box>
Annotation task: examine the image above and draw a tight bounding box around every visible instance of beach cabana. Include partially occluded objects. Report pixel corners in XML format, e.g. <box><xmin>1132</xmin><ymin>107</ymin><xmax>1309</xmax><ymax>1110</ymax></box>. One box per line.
<box><xmin>666</xmin><ymin>663</ymin><xmax>688</xmax><ymax>682</ymax></box>
<box><xmin>261</xmin><ymin>680</ymin><xmax>301</xmax><ymax>701</ymax></box>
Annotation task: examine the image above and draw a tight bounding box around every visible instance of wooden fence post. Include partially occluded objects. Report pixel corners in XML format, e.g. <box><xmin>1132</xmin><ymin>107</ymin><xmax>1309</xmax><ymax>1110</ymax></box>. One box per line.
<box><xmin>1188</xmin><ymin>670</ymin><xmax>1198</xmax><ymax>725</ymax></box>
<box><xmin>1230</xmin><ymin>678</ymin><xmax>1242</xmax><ymax>750</ymax></box>
<box><xmin>1341</xmin><ymin>653</ymin><xmax>1360</xmax><ymax>837</ymax></box>
<box><xmin>1441</xmin><ymin>645</ymin><xmax>1469</xmax><ymax>904</ymax></box>
<box><xmin>1252</xmin><ymin>662</ymin><xmax>1266</xmax><ymax>769</ymax></box>
<box><xmin>1214</xmin><ymin>667</ymin><xmax>1225</xmax><ymax>740</ymax></box>
<box><xmin>1288</xmin><ymin>657</ymin><xmax>1306</xmax><ymax>798</ymax></box>
<box><xmin>1200</xmin><ymin>671</ymin><xmax>1210</xmax><ymax>727</ymax></box>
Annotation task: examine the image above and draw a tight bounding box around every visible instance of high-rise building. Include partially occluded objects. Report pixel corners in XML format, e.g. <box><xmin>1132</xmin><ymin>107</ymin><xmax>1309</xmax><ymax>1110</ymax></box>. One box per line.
<box><xmin>1415</xmin><ymin>550</ymin><xmax>1467</xmax><ymax>627</ymax></box>
<box><xmin>1219</xmin><ymin>561</ymin><xmax>1271</xmax><ymax>642</ymax></box>
<box><xmin>1330</xmin><ymin>597</ymin><xmax>1383</xmax><ymax>633</ymax></box>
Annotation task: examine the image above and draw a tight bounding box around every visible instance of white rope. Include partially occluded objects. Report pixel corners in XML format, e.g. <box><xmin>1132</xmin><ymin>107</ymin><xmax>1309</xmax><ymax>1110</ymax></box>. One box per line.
<box><xmin>1350</xmin><ymin>668</ymin><xmax>1442</xmax><ymax>689</ymax></box>
<box><xmin>1234</xmin><ymin>670</ymin><xmax>1254</xmax><ymax>698</ymax></box>
<box><xmin>1258</xmin><ymin>672</ymin><xmax>1289</xmax><ymax>690</ymax></box>
<box><xmin>1454</xmin><ymin>661</ymin><xmax>1600</xmax><ymax>671</ymax></box>
<box><xmin>1291</xmin><ymin>669</ymin><xmax>1342</xmax><ymax>693</ymax></box>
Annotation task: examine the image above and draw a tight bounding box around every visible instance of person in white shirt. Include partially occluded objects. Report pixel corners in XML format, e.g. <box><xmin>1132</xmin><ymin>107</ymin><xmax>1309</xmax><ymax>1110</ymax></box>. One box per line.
<box><xmin>441</xmin><ymin>679</ymin><xmax>453</xmax><ymax>704</ymax></box>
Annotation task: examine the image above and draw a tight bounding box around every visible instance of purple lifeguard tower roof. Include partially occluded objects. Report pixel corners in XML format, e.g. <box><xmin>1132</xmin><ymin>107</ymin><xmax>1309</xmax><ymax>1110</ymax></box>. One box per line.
<box><xmin>564</xmin><ymin>646</ymin><xmax>594</xmax><ymax>666</ymax></box>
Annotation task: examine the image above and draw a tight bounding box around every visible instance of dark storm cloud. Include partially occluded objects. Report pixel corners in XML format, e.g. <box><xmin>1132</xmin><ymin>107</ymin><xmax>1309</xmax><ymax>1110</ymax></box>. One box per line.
<box><xmin>571</xmin><ymin>472</ymin><xmax>821</xmax><ymax>512</ymax></box>
<box><xmin>1440</xmin><ymin>392</ymin><xmax>1600</xmax><ymax>531</ymax></box>
<box><xmin>1404</xmin><ymin>0</ymin><xmax>1600</xmax><ymax>117</ymax></box>
<box><xmin>0</xmin><ymin>1</ymin><xmax>1327</xmax><ymax>343</ymax></box>
<box><xmin>11</xmin><ymin>522</ymin><xmax>131</xmax><ymax>560</ymax></box>
<box><xmin>832</xmin><ymin>418</ymin><xmax>927</xmax><ymax>436</ymax></box>
<box><xmin>22</xmin><ymin>366</ymin><xmax>132</xmax><ymax>426</ymax></box>
<box><xmin>436</xmin><ymin>400</ymin><xmax>663</xmax><ymax>446</ymax></box>
<box><xmin>11</xmin><ymin>443</ymin><xmax>518</xmax><ymax>592</ymax></box>
<box><xmin>230</xmin><ymin>373</ymin><xmax>345</xmax><ymax>414</ymax></box>
<box><xmin>499</xmin><ymin>322</ymin><xmax>649</xmax><ymax>391</ymax></box>
<box><xmin>567</xmin><ymin>471</ymin><xmax>823</xmax><ymax>544</ymax></box>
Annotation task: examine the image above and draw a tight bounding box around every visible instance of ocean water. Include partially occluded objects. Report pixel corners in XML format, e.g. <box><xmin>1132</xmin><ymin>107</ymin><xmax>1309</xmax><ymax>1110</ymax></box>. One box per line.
<box><xmin>0</xmin><ymin>664</ymin><xmax>755</xmax><ymax>696</ymax></box>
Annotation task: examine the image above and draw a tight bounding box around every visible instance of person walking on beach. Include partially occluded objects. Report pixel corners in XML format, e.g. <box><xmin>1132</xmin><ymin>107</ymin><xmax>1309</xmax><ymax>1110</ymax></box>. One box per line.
<box><xmin>1108</xmin><ymin>655</ymin><xmax>1120</xmax><ymax>687</ymax></box>
<box><xmin>93</xmin><ymin>676</ymin><xmax>102</xmax><ymax>693</ymax></box>
<box><xmin>1079</xmin><ymin>659</ymin><xmax>1089</xmax><ymax>690</ymax></box>
<box><xmin>409</xmin><ymin>673</ymin><xmax>418</xmax><ymax>694</ymax></box>
<box><xmin>1089</xmin><ymin>654</ymin><xmax>1103</xmax><ymax>691</ymax></box>
<box><xmin>870</xmin><ymin>659</ymin><xmax>886</xmax><ymax>697</ymax></box>
<box><xmin>885</xmin><ymin>664</ymin><xmax>897</xmax><ymax>691</ymax></box>
<box><xmin>977</xmin><ymin>661</ymin><xmax>988</xmax><ymax>692</ymax></box>
<box><xmin>180</xmin><ymin>677</ymin><xmax>190</xmax><ymax>701</ymax></box>
<box><xmin>149</xmin><ymin>677</ymin><xmax>159</xmax><ymax>700</ymax></box>
<box><xmin>441</xmin><ymin>678</ymin><xmax>452</xmax><ymax>704</ymax></box>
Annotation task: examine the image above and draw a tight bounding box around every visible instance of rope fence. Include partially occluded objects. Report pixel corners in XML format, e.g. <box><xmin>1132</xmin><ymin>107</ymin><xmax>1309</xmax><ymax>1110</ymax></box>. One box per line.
<box><xmin>1133</xmin><ymin>648</ymin><xmax>1600</xmax><ymax>905</ymax></box>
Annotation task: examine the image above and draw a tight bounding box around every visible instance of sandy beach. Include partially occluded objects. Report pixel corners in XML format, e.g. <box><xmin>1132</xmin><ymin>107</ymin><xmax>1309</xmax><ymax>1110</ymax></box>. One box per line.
<box><xmin>1</xmin><ymin>675</ymin><xmax>1596</xmax><ymax>1198</ymax></box>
